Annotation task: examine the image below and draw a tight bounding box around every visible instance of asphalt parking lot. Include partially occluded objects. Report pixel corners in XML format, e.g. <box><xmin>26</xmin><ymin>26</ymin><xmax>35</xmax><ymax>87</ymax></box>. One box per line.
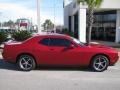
<box><xmin>0</xmin><ymin>52</ymin><xmax>120</xmax><ymax>90</ymax></box>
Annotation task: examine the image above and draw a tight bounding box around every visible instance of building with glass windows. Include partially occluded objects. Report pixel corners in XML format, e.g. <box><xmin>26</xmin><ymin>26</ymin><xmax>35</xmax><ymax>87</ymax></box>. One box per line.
<box><xmin>64</xmin><ymin>0</ymin><xmax>120</xmax><ymax>43</ymax></box>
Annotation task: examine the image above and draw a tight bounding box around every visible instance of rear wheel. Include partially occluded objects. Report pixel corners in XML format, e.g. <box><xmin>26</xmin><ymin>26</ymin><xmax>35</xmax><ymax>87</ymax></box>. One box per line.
<box><xmin>17</xmin><ymin>55</ymin><xmax>36</xmax><ymax>71</ymax></box>
<box><xmin>91</xmin><ymin>55</ymin><xmax>109</xmax><ymax>72</ymax></box>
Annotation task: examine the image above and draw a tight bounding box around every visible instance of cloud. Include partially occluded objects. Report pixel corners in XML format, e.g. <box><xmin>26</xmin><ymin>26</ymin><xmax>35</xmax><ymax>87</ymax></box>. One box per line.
<box><xmin>0</xmin><ymin>2</ymin><xmax>63</xmax><ymax>25</ymax></box>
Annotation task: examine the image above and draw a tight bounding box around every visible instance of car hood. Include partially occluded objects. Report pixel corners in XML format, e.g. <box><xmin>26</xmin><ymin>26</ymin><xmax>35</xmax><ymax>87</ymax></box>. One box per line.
<box><xmin>88</xmin><ymin>43</ymin><xmax>113</xmax><ymax>49</ymax></box>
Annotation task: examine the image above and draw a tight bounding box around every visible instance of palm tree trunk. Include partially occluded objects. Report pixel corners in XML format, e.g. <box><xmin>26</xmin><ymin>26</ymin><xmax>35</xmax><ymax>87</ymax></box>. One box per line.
<box><xmin>86</xmin><ymin>7</ymin><xmax>94</xmax><ymax>45</ymax></box>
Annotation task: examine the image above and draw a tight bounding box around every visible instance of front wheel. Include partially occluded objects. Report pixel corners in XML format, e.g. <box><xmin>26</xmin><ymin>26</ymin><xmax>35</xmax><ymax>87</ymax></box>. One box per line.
<box><xmin>91</xmin><ymin>55</ymin><xmax>109</xmax><ymax>72</ymax></box>
<box><xmin>17</xmin><ymin>55</ymin><xmax>36</xmax><ymax>71</ymax></box>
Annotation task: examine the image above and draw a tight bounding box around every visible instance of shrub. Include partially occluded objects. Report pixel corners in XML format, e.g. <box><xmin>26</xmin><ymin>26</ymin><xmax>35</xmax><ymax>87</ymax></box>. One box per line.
<box><xmin>0</xmin><ymin>32</ymin><xmax>8</xmax><ymax>45</ymax></box>
<box><xmin>62</xmin><ymin>28</ymin><xmax>74</xmax><ymax>37</ymax></box>
<box><xmin>12</xmin><ymin>31</ymin><xmax>32</xmax><ymax>41</ymax></box>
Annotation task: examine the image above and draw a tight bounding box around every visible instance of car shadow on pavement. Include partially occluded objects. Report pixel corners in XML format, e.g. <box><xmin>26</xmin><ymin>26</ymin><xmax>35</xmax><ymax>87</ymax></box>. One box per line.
<box><xmin>35</xmin><ymin>66</ymin><xmax>92</xmax><ymax>72</ymax></box>
<box><xmin>0</xmin><ymin>59</ymin><xmax>18</xmax><ymax>71</ymax></box>
<box><xmin>0</xmin><ymin>59</ymin><xmax>92</xmax><ymax>72</ymax></box>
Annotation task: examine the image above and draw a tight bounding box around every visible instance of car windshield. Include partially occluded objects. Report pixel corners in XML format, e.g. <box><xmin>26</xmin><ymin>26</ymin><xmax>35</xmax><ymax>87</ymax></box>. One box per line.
<box><xmin>71</xmin><ymin>37</ymin><xmax>85</xmax><ymax>46</ymax></box>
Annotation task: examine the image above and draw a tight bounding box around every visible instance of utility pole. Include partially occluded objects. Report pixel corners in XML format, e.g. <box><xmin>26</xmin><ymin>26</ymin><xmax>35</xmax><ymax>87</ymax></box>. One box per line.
<box><xmin>37</xmin><ymin>0</ymin><xmax>41</xmax><ymax>34</ymax></box>
<box><xmin>54</xmin><ymin>0</ymin><xmax>56</xmax><ymax>33</ymax></box>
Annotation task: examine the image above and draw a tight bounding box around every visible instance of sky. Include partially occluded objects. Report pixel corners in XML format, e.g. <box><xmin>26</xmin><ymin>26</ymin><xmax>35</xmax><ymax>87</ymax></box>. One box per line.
<box><xmin>0</xmin><ymin>0</ymin><xmax>64</xmax><ymax>25</ymax></box>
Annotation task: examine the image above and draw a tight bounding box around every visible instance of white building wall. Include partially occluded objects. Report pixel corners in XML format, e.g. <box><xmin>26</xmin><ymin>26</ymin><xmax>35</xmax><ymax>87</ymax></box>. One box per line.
<box><xmin>78</xmin><ymin>0</ymin><xmax>120</xmax><ymax>9</ymax></box>
<box><xmin>116</xmin><ymin>10</ymin><xmax>120</xmax><ymax>43</ymax></box>
<box><xmin>100</xmin><ymin>0</ymin><xmax>120</xmax><ymax>9</ymax></box>
<box><xmin>64</xmin><ymin>0</ymin><xmax>78</xmax><ymax>29</ymax></box>
<box><xmin>64</xmin><ymin>0</ymin><xmax>73</xmax><ymax>29</ymax></box>
<box><xmin>64</xmin><ymin>0</ymin><xmax>72</xmax><ymax>6</ymax></box>
<box><xmin>71</xmin><ymin>16</ymin><xmax>74</xmax><ymax>32</ymax></box>
<box><xmin>64</xmin><ymin>5</ymin><xmax>69</xmax><ymax>29</ymax></box>
<box><xmin>78</xmin><ymin>8</ymin><xmax>86</xmax><ymax>43</ymax></box>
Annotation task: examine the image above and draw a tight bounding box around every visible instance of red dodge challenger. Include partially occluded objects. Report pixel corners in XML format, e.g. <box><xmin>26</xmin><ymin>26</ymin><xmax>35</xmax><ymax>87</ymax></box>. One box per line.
<box><xmin>2</xmin><ymin>34</ymin><xmax>119</xmax><ymax>72</ymax></box>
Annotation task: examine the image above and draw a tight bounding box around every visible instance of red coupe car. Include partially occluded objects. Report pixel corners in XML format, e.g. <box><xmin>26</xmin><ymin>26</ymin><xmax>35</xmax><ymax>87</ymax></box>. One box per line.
<box><xmin>2</xmin><ymin>34</ymin><xmax>119</xmax><ymax>72</ymax></box>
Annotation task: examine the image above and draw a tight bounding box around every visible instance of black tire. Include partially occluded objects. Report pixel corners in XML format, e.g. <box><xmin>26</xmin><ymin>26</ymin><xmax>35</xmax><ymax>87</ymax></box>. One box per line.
<box><xmin>17</xmin><ymin>55</ymin><xmax>36</xmax><ymax>71</ymax></box>
<box><xmin>91</xmin><ymin>55</ymin><xmax>109</xmax><ymax>72</ymax></box>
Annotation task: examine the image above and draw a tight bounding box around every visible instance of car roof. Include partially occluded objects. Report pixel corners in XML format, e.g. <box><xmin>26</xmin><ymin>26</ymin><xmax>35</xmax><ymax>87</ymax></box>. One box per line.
<box><xmin>23</xmin><ymin>33</ymin><xmax>71</xmax><ymax>44</ymax></box>
<box><xmin>32</xmin><ymin>33</ymin><xmax>70</xmax><ymax>37</ymax></box>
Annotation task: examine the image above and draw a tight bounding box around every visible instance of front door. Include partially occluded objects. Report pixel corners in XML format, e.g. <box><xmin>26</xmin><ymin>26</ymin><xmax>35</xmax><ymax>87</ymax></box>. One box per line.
<box><xmin>46</xmin><ymin>38</ymin><xmax>82</xmax><ymax>65</ymax></box>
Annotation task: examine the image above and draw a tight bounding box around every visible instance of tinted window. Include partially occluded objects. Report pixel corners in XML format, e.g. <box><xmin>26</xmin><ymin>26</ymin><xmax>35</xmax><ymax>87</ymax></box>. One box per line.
<box><xmin>40</xmin><ymin>38</ymin><xmax>49</xmax><ymax>46</ymax></box>
<box><xmin>49</xmin><ymin>38</ymin><xmax>72</xmax><ymax>47</ymax></box>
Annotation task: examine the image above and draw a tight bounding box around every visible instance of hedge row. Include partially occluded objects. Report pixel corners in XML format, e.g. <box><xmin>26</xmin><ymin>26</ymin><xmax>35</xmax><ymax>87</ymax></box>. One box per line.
<box><xmin>0</xmin><ymin>31</ymin><xmax>32</xmax><ymax>44</ymax></box>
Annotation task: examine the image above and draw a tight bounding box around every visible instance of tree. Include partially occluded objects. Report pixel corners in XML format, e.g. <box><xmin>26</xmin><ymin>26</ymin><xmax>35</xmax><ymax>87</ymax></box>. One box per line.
<box><xmin>42</xmin><ymin>19</ymin><xmax>54</xmax><ymax>32</ymax></box>
<box><xmin>12</xmin><ymin>31</ymin><xmax>32</xmax><ymax>41</ymax></box>
<box><xmin>3</xmin><ymin>20</ymin><xmax>15</xmax><ymax>27</ymax></box>
<box><xmin>77</xmin><ymin>0</ymin><xmax>103</xmax><ymax>45</ymax></box>
<box><xmin>0</xmin><ymin>32</ymin><xmax>8</xmax><ymax>45</ymax></box>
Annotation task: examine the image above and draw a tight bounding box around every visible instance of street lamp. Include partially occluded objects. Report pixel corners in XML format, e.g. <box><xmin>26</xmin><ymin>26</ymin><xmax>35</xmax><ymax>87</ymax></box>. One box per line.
<box><xmin>37</xmin><ymin>0</ymin><xmax>41</xmax><ymax>34</ymax></box>
<box><xmin>53</xmin><ymin>0</ymin><xmax>56</xmax><ymax>33</ymax></box>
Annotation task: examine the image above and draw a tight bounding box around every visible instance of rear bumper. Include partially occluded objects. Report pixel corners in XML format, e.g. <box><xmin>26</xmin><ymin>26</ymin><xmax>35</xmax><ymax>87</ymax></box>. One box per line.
<box><xmin>2</xmin><ymin>51</ymin><xmax>16</xmax><ymax>63</ymax></box>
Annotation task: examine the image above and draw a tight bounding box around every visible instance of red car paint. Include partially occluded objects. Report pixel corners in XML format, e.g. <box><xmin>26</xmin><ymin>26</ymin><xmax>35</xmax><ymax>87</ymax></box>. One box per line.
<box><xmin>2</xmin><ymin>34</ymin><xmax>119</xmax><ymax>66</ymax></box>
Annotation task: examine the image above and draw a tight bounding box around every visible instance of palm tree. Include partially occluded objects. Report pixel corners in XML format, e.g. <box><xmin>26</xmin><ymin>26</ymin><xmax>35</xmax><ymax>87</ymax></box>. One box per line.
<box><xmin>42</xmin><ymin>19</ymin><xmax>54</xmax><ymax>32</ymax></box>
<box><xmin>77</xmin><ymin>0</ymin><xmax>103</xmax><ymax>45</ymax></box>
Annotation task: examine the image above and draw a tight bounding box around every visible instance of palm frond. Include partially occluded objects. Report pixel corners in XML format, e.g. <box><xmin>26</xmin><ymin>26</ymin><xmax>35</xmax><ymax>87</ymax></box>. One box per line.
<box><xmin>77</xmin><ymin>0</ymin><xmax>103</xmax><ymax>7</ymax></box>
<box><xmin>94</xmin><ymin>0</ymin><xmax>103</xmax><ymax>7</ymax></box>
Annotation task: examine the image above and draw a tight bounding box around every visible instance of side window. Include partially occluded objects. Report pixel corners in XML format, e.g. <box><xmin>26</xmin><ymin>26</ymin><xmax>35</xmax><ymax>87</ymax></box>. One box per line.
<box><xmin>39</xmin><ymin>38</ymin><xmax>49</xmax><ymax>46</ymax></box>
<box><xmin>64</xmin><ymin>39</ymin><xmax>73</xmax><ymax>46</ymax></box>
<box><xmin>49</xmin><ymin>38</ymin><xmax>72</xmax><ymax>47</ymax></box>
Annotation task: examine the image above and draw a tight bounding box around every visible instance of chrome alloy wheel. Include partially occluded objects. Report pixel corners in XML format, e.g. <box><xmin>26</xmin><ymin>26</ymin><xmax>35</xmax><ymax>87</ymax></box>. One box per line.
<box><xmin>92</xmin><ymin>55</ymin><xmax>109</xmax><ymax>72</ymax></box>
<box><xmin>18</xmin><ymin>55</ymin><xmax>36</xmax><ymax>71</ymax></box>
